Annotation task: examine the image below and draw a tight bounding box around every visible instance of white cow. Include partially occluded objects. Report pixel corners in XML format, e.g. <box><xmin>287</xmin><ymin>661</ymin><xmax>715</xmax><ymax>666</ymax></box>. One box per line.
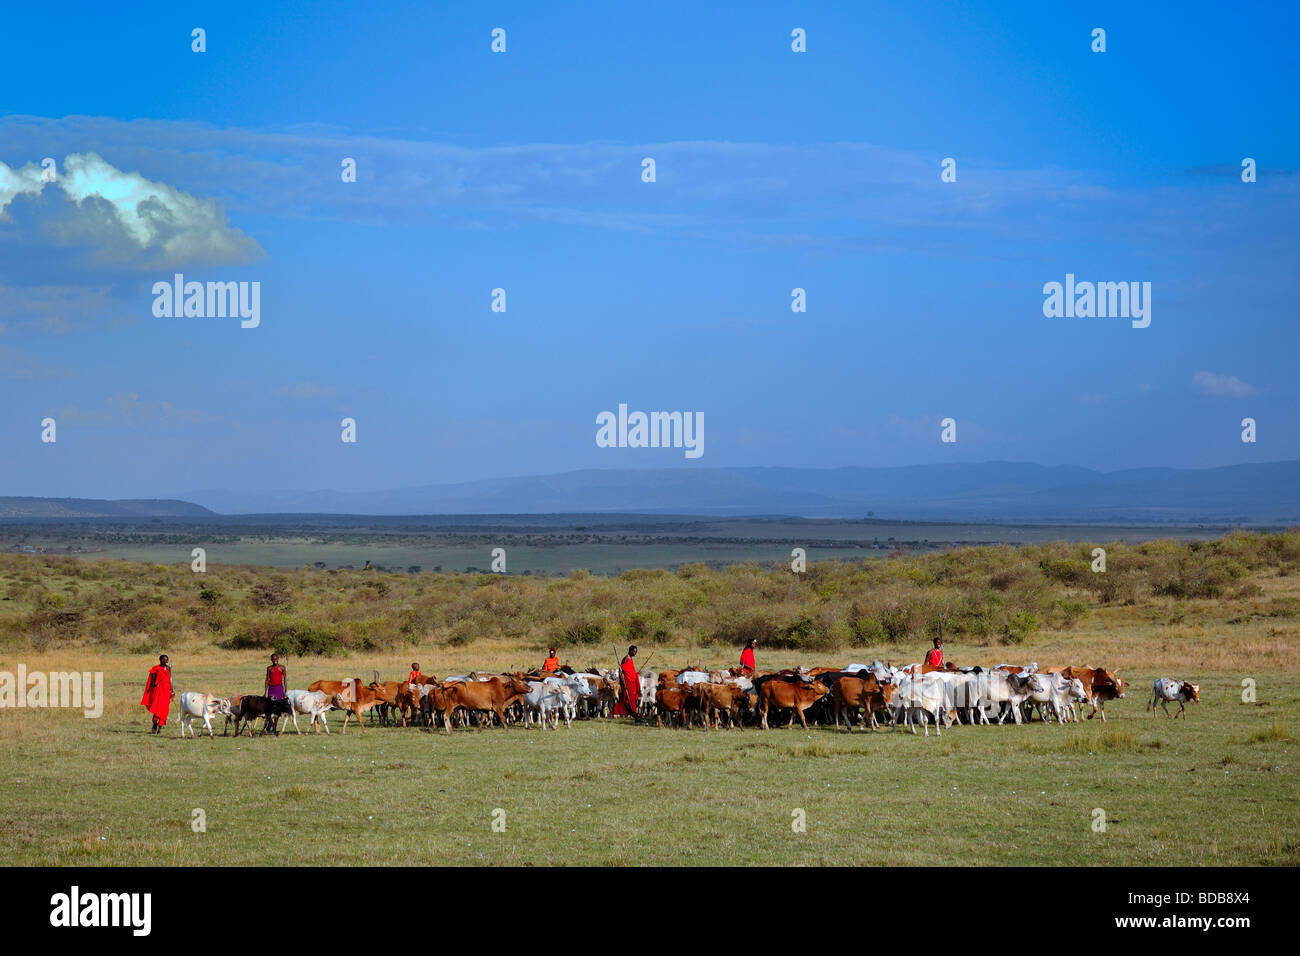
<box><xmin>523</xmin><ymin>679</ymin><xmax>573</xmax><ymax>729</ymax></box>
<box><xmin>177</xmin><ymin>691</ymin><xmax>232</xmax><ymax>738</ymax></box>
<box><xmin>675</xmin><ymin>670</ymin><xmax>711</xmax><ymax>687</ymax></box>
<box><xmin>970</xmin><ymin>670</ymin><xmax>1036</xmax><ymax>725</ymax></box>
<box><xmin>284</xmin><ymin>689</ymin><xmax>333</xmax><ymax>734</ymax></box>
<box><xmin>1148</xmin><ymin>678</ymin><xmax>1200</xmax><ymax>718</ymax></box>
<box><xmin>638</xmin><ymin>671</ymin><xmax>658</xmax><ymax>718</ymax></box>
<box><xmin>892</xmin><ymin>675</ymin><xmax>953</xmax><ymax>737</ymax></box>
<box><xmin>1025</xmin><ymin>673</ymin><xmax>1077</xmax><ymax>725</ymax></box>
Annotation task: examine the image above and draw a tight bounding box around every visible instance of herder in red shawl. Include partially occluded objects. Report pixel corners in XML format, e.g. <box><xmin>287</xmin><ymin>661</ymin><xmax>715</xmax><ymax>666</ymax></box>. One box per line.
<box><xmin>739</xmin><ymin>638</ymin><xmax>757</xmax><ymax>674</ymax></box>
<box><xmin>925</xmin><ymin>636</ymin><xmax>944</xmax><ymax>668</ymax></box>
<box><xmin>140</xmin><ymin>654</ymin><xmax>174</xmax><ymax>734</ymax></box>
<box><xmin>612</xmin><ymin>644</ymin><xmax>640</xmax><ymax>719</ymax></box>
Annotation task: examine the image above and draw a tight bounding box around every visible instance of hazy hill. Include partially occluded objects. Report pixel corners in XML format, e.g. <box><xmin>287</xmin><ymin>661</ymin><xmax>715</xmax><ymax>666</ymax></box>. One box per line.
<box><xmin>178</xmin><ymin>460</ymin><xmax>1300</xmax><ymax>524</ymax></box>
<box><xmin>0</xmin><ymin>497</ymin><xmax>215</xmax><ymax>519</ymax></box>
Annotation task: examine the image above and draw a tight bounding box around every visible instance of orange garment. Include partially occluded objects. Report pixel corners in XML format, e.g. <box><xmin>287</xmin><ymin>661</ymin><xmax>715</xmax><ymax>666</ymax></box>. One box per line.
<box><xmin>542</xmin><ymin>656</ymin><xmax>560</xmax><ymax>672</ymax></box>
<box><xmin>409</xmin><ymin>670</ymin><xmax>423</xmax><ymax>682</ymax></box>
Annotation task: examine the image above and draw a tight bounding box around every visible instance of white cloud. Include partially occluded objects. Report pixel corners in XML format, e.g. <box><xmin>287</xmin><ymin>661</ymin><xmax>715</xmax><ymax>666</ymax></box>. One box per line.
<box><xmin>0</xmin><ymin>151</ymin><xmax>261</xmax><ymax>266</ymax></box>
<box><xmin>1193</xmin><ymin>371</ymin><xmax>1256</xmax><ymax>398</ymax></box>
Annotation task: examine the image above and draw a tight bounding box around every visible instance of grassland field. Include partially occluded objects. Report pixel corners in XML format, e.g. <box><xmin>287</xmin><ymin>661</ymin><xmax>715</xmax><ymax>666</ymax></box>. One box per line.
<box><xmin>0</xmin><ymin>529</ymin><xmax>1297</xmax><ymax>866</ymax></box>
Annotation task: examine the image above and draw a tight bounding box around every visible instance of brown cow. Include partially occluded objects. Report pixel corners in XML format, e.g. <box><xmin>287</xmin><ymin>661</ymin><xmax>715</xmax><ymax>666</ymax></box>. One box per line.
<box><xmin>693</xmin><ymin>683</ymin><xmax>748</xmax><ymax>729</ymax></box>
<box><xmin>308</xmin><ymin>678</ymin><xmax>361</xmax><ymax>704</ymax></box>
<box><xmin>833</xmin><ymin>674</ymin><xmax>889</xmax><ymax>731</ymax></box>
<box><xmin>333</xmin><ymin>684</ymin><xmax>387</xmax><ymax>733</ymax></box>
<box><xmin>1046</xmin><ymin>666</ymin><xmax>1126</xmax><ymax>722</ymax></box>
<box><xmin>437</xmin><ymin>675</ymin><xmax>533</xmax><ymax>734</ymax></box>
<box><xmin>655</xmin><ymin>686</ymin><xmax>689</xmax><ymax>728</ymax></box>
<box><xmin>757</xmin><ymin>677</ymin><xmax>830</xmax><ymax>730</ymax></box>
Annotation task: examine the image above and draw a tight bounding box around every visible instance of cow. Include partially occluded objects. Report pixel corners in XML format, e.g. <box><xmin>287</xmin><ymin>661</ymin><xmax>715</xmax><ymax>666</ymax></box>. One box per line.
<box><xmin>832</xmin><ymin>674</ymin><xmax>891</xmax><ymax>731</ymax></box>
<box><xmin>284</xmin><ymin>689</ymin><xmax>333</xmax><ymax>734</ymax></box>
<box><xmin>307</xmin><ymin>678</ymin><xmax>361</xmax><ymax>713</ymax></box>
<box><xmin>333</xmin><ymin>684</ymin><xmax>387</xmax><ymax>733</ymax></box>
<box><xmin>1149</xmin><ymin>678</ymin><xmax>1200</xmax><ymax>718</ymax></box>
<box><xmin>232</xmin><ymin>695</ymin><xmax>292</xmax><ymax>737</ymax></box>
<box><xmin>969</xmin><ymin>670</ymin><xmax>1035</xmax><ymax>725</ymax></box>
<box><xmin>694</xmin><ymin>682</ymin><xmax>748</xmax><ymax>729</ymax></box>
<box><xmin>1045</xmin><ymin>666</ymin><xmax>1126</xmax><ymax>722</ymax></box>
<box><xmin>655</xmin><ymin>686</ymin><xmax>689</xmax><ymax>728</ymax></box>
<box><xmin>436</xmin><ymin>675</ymin><xmax>533</xmax><ymax>734</ymax></box>
<box><xmin>222</xmin><ymin>694</ymin><xmax>244</xmax><ymax>736</ymax></box>
<box><xmin>522</xmin><ymin>679</ymin><xmax>574</xmax><ymax>729</ymax></box>
<box><xmin>638</xmin><ymin>671</ymin><xmax>658</xmax><ymax>719</ymax></box>
<box><xmin>892</xmin><ymin>675</ymin><xmax>954</xmax><ymax>737</ymax></box>
<box><xmin>176</xmin><ymin>692</ymin><xmax>232</xmax><ymax>739</ymax></box>
<box><xmin>365</xmin><ymin>680</ymin><xmax>406</xmax><ymax>726</ymax></box>
<box><xmin>365</xmin><ymin>680</ymin><xmax>420</xmax><ymax>727</ymax></box>
<box><xmin>1024</xmin><ymin>672</ymin><xmax>1078</xmax><ymax>725</ymax></box>
<box><xmin>574</xmin><ymin>673</ymin><xmax>618</xmax><ymax>717</ymax></box>
<box><xmin>756</xmin><ymin>677</ymin><xmax>830</xmax><ymax>730</ymax></box>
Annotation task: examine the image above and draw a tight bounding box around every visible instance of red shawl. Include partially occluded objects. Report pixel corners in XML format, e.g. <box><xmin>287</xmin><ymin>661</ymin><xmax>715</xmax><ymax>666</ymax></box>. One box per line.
<box><xmin>140</xmin><ymin>664</ymin><xmax>172</xmax><ymax>724</ymax></box>
<box><xmin>613</xmin><ymin>658</ymin><xmax>639</xmax><ymax>716</ymax></box>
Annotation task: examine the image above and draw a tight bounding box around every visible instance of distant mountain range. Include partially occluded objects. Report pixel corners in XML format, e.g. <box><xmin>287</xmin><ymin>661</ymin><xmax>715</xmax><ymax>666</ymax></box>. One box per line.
<box><xmin>0</xmin><ymin>497</ymin><xmax>215</xmax><ymax>519</ymax></box>
<box><xmin>161</xmin><ymin>461</ymin><xmax>1300</xmax><ymax>524</ymax></box>
<box><xmin>2</xmin><ymin>461</ymin><xmax>1294</xmax><ymax>524</ymax></box>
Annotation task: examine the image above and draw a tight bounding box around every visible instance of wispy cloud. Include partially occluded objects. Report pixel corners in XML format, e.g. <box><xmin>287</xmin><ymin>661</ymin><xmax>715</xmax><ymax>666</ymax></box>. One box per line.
<box><xmin>0</xmin><ymin>346</ymin><xmax>74</xmax><ymax>380</ymax></box>
<box><xmin>277</xmin><ymin>382</ymin><xmax>337</xmax><ymax>398</ymax></box>
<box><xmin>57</xmin><ymin>392</ymin><xmax>218</xmax><ymax>427</ymax></box>
<box><xmin>1193</xmin><ymin>371</ymin><xmax>1256</xmax><ymax>398</ymax></box>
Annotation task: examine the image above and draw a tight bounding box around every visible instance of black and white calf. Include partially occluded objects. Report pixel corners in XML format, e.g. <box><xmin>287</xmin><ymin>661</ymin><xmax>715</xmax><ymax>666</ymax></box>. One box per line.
<box><xmin>1148</xmin><ymin>678</ymin><xmax>1200</xmax><ymax>719</ymax></box>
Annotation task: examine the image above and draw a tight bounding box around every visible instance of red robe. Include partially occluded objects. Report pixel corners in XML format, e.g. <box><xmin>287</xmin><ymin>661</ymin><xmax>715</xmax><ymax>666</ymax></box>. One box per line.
<box><xmin>613</xmin><ymin>658</ymin><xmax>639</xmax><ymax>716</ymax></box>
<box><xmin>140</xmin><ymin>664</ymin><xmax>172</xmax><ymax>724</ymax></box>
<box><xmin>925</xmin><ymin>648</ymin><xmax>943</xmax><ymax>667</ymax></box>
<box><xmin>740</xmin><ymin>646</ymin><xmax>756</xmax><ymax>671</ymax></box>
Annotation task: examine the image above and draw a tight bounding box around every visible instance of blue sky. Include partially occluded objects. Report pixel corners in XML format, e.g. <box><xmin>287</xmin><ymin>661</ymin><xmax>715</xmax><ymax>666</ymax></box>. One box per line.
<box><xmin>1</xmin><ymin>0</ymin><xmax>1297</xmax><ymax>498</ymax></box>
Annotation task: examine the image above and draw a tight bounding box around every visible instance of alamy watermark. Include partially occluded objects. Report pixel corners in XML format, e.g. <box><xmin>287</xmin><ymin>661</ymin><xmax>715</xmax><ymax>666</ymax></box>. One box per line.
<box><xmin>1042</xmin><ymin>274</ymin><xmax>1150</xmax><ymax>328</ymax></box>
<box><xmin>152</xmin><ymin>273</ymin><xmax>260</xmax><ymax>328</ymax></box>
<box><xmin>596</xmin><ymin>403</ymin><xmax>703</xmax><ymax>459</ymax></box>
<box><xmin>0</xmin><ymin>666</ymin><xmax>103</xmax><ymax>717</ymax></box>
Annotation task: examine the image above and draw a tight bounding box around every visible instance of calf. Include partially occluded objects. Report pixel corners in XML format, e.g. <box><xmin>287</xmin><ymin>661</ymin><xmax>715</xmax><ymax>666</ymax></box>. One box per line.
<box><xmin>233</xmin><ymin>695</ymin><xmax>292</xmax><ymax>737</ymax></box>
<box><xmin>655</xmin><ymin>686</ymin><xmax>689</xmax><ymax>728</ymax></box>
<box><xmin>1149</xmin><ymin>678</ymin><xmax>1199</xmax><ymax>718</ymax></box>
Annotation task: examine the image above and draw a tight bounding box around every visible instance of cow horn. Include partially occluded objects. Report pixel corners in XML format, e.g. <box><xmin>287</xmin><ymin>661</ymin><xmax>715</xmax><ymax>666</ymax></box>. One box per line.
<box><xmin>373</xmin><ymin>669</ymin><xmax>381</xmax><ymax>684</ymax></box>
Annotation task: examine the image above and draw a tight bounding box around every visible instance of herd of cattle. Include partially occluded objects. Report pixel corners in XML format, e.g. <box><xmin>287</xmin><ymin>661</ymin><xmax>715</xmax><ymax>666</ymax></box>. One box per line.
<box><xmin>172</xmin><ymin>658</ymin><xmax>1203</xmax><ymax>739</ymax></box>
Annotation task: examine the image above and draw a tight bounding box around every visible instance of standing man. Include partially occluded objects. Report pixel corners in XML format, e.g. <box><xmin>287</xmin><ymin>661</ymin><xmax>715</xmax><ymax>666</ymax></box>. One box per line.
<box><xmin>264</xmin><ymin>653</ymin><xmax>288</xmax><ymax>701</ymax></box>
<box><xmin>542</xmin><ymin>647</ymin><xmax>561</xmax><ymax>673</ymax></box>
<box><xmin>140</xmin><ymin>654</ymin><xmax>173</xmax><ymax>734</ymax></box>
<box><xmin>740</xmin><ymin>638</ymin><xmax>757</xmax><ymax>673</ymax></box>
<box><xmin>613</xmin><ymin>644</ymin><xmax>639</xmax><ymax>718</ymax></box>
<box><xmin>925</xmin><ymin>636</ymin><xmax>944</xmax><ymax>668</ymax></box>
<box><xmin>409</xmin><ymin>662</ymin><xmax>423</xmax><ymax>682</ymax></box>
